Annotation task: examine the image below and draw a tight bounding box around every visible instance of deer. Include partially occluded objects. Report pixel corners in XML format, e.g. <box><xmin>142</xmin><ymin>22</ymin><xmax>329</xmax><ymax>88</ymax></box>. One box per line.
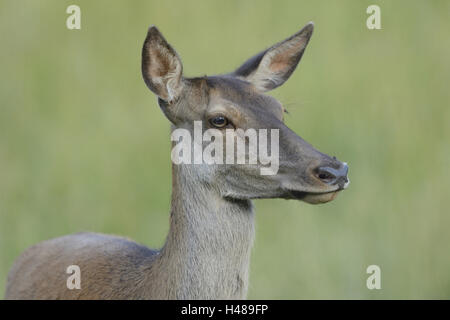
<box><xmin>5</xmin><ymin>22</ymin><xmax>349</xmax><ymax>300</ymax></box>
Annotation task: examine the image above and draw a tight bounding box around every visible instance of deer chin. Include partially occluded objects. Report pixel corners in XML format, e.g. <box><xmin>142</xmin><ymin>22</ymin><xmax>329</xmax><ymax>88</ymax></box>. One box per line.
<box><xmin>302</xmin><ymin>191</ymin><xmax>340</xmax><ymax>204</ymax></box>
<box><xmin>287</xmin><ymin>190</ymin><xmax>341</xmax><ymax>204</ymax></box>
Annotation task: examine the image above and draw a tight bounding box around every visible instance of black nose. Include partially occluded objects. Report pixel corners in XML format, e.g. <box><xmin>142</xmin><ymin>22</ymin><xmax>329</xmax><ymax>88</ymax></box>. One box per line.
<box><xmin>315</xmin><ymin>163</ymin><xmax>349</xmax><ymax>189</ymax></box>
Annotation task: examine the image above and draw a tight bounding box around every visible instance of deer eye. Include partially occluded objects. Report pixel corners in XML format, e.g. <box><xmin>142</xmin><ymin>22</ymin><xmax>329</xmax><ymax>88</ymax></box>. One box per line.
<box><xmin>209</xmin><ymin>115</ymin><xmax>228</xmax><ymax>128</ymax></box>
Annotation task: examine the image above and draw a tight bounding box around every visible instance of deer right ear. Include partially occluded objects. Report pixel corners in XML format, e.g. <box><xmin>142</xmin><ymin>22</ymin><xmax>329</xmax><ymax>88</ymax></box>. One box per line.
<box><xmin>231</xmin><ymin>22</ymin><xmax>314</xmax><ymax>92</ymax></box>
<box><xmin>141</xmin><ymin>26</ymin><xmax>184</xmax><ymax>103</ymax></box>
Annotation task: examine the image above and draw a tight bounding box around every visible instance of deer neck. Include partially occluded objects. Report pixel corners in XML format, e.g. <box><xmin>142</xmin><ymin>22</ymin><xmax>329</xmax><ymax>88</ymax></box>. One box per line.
<box><xmin>155</xmin><ymin>163</ymin><xmax>255</xmax><ymax>299</ymax></box>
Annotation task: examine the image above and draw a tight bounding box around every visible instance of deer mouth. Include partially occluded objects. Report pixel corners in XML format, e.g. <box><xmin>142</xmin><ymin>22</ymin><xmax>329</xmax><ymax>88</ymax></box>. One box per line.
<box><xmin>287</xmin><ymin>189</ymin><xmax>342</xmax><ymax>204</ymax></box>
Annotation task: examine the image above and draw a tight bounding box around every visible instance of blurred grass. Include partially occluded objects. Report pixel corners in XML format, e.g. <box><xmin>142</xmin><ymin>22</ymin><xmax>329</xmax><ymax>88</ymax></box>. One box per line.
<box><xmin>1</xmin><ymin>0</ymin><xmax>449</xmax><ymax>299</ymax></box>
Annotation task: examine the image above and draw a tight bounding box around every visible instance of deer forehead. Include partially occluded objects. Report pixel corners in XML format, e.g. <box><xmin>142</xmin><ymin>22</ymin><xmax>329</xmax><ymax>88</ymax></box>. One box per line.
<box><xmin>206</xmin><ymin>80</ymin><xmax>284</xmax><ymax>123</ymax></box>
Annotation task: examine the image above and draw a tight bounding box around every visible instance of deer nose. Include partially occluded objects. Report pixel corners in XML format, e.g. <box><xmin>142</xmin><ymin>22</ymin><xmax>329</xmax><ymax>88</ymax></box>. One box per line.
<box><xmin>315</xmin><ymin>162</ymin><xmax>349</xmax><ymax>189</ymax></box>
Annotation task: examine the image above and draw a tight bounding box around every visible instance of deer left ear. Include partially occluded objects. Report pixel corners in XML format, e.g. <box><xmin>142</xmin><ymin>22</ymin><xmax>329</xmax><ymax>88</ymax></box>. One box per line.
<box><xmin>142</xmin><ymin>26</ymin><xmax>184</xmax><ymax>103</ymax></box>
<box><xmin>232</xmin><ymin>22</ymin><xmax>314</xmax><ymax>92</ymax></box>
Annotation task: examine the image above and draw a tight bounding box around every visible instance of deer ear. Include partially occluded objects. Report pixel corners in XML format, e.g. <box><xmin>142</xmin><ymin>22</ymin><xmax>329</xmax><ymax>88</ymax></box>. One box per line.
<box><xmin>142</xmin><ymin>26</ymin><xmax>184</xmax><ymax>103</ymax></box>
<box><xmin>232</xmin><ymin>22</ymin><xmax>314</xmax><ymax>92</ymax></box>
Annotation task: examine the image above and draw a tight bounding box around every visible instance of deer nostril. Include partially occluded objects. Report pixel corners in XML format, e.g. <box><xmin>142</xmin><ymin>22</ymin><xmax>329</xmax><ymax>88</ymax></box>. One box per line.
<box><xmin>318</xmin><ymin>172</ymin><xmax>333</xmax><ymax>181</ymax></box>
<box><xmin>315</xmin><ymin>167</ymin><xmax>337</xmax><ymax>184</ymax></box>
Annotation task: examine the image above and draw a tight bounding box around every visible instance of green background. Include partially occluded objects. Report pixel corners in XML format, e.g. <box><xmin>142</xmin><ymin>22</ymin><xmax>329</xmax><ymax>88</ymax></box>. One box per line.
<box><xmin>1</xmin><ymin>0</ymin><xmax>449</xmax><ymax>299</ymax></box>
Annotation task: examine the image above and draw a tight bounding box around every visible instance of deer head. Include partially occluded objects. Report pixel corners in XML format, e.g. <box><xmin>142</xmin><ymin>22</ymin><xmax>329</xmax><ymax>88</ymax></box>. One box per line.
<box><xmin>141</xmin><ymin>23</ymin><xmax>349</xmax><ymax>204</ymax></box>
